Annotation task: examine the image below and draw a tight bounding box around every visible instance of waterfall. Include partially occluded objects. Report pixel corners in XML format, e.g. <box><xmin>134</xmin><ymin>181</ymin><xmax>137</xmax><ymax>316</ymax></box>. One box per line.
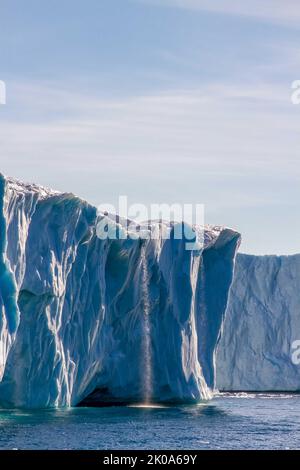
<box><xmin>141</xmin><ymin>245</ymin><xmax>153</xmax><ymax>404</ymax></box>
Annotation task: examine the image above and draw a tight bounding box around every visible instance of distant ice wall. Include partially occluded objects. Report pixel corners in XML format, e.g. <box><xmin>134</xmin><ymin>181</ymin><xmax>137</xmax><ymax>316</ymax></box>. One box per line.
<box><xmin>217</xmin><ymin>253</ymin><xmax>300</xmax><ymax>391</ymax></box>
<box><xmin>0</xmin><ymin>174</ymin><xmax>240</xmax><ymax>408</ymax></box>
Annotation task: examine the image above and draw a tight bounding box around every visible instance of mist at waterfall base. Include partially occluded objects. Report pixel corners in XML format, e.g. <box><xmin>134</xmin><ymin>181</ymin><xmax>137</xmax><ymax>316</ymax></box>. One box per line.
<box><xmin>0</xmin><ymin>394</ymin><xmax>299</xmax><ymax>450</ymax></box>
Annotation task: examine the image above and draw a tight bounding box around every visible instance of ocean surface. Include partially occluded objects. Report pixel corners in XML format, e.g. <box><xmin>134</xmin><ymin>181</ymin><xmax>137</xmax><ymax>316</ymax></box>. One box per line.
<box><xmin>0</xmin><ymin>393</ymin><xmax>299</xmax><ymax>450</ymax></box>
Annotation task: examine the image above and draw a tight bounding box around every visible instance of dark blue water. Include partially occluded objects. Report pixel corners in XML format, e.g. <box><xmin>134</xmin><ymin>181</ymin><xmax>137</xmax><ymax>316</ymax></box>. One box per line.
<box><xmin>0</xmin><ymin>393</ymin><xmax>299</xmax><ymax>450</ymax></box>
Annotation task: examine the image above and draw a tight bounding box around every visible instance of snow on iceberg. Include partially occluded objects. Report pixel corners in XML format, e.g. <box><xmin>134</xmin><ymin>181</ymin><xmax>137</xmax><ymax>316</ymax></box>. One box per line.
<box><xmin>0</xmin><ymin>174</ymin><xmax>240</xmax><ymax>408</ymax></box>
<box><xmin>217</xmin><ymin>253</ymin><xmax>300</xmax><ymax>391</ymax></box>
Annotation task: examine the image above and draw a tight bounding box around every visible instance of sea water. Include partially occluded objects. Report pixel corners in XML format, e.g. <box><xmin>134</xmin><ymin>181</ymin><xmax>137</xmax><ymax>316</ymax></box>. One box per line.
<box><xmin>0</xmin><ymin>394</ymin><xmax>299</xmax><ymax>450</ymax></box>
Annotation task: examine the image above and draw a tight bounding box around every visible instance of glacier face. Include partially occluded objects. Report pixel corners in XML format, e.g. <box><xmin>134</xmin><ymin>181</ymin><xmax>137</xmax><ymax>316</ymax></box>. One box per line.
<box><xmin>217</xmin><ymin>253</ymin><xmax>300</xmax><ymax>391</ymax></box>
<box><xmin>0</xmin><ymin>174</ymin><xmax>240</xmax><ymax>408</ymax></box>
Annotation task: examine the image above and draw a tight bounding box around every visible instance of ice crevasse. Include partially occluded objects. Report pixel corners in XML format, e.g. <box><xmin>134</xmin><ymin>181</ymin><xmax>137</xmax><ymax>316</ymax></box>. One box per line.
<box><xmin>0</xmin><ymin>174</ymin><xmax>240</xmax><ymax>408</ymax></box>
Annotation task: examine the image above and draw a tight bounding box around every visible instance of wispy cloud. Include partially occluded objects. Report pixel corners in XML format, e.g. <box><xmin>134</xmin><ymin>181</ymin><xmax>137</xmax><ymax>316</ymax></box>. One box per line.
<box><xmin>1</xmin><ymin>80</ymin><xmax>299</xmax><ymax>184</ymax></box>
<box><xmin>1</xmin><ymin>79</ymin><xmax>300</xmax><ymax>254</ymax></box>
<box><xmin>1</xmin><ymin>1</ymin><xmax>299</xmax><ymax>254</ymax></box>
<box><xmin>137</xmin><ymin>0</ymin><xmax>300</xmax><ymax>26</ymax></box>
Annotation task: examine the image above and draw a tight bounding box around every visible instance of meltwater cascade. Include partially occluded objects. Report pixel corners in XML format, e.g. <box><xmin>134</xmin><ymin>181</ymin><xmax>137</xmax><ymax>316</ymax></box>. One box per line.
<box><xmin>141</xmin><ymin>245</ymin><xmax>153</xmax><ymax>404</ymax></box>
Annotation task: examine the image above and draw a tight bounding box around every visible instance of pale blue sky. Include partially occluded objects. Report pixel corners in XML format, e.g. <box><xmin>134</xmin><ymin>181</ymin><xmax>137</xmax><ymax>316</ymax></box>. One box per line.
<box><xmin>0</xmin><ymin>0</ymin><xmax>300</xmax><ymax>254</ymax></box>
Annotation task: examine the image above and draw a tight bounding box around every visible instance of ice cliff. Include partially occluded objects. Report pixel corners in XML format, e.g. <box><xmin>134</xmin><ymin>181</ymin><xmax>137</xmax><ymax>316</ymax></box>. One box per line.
<box><xmin>0</xmin><ymin>174</ymin><xmax>240</xmax><ymax>408</ymax></box>
<box><xmin>217</xmin><ymin>253</ymin><xmax>300</xmax><ymax>391</ymax></box>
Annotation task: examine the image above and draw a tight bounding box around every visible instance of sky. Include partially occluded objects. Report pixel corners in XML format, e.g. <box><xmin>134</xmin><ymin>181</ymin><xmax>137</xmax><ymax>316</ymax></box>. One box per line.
<box><xmin>0</xmin><ymin>0</ymin><xmax>300</xmax><ymax>254</ymax></box>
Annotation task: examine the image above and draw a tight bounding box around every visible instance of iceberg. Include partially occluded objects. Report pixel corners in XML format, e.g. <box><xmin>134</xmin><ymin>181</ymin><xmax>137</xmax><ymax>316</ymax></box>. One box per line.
<box><xmin>217</xmin><ymin>253</ymin><xmax>300</xmax><ymax>391</ymax></box>
<box><xmin>0</xmin><ymin>174</ymin><xmax>240</xmax><ymax>408</ymax></box>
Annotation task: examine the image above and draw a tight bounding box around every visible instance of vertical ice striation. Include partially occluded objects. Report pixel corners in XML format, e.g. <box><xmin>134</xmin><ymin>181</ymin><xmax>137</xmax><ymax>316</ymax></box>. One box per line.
<box><xmin>0</xmin><ymin>174</ymin><xmax>240</xmax><ymax>408</ymax></box>
<box><xmin>217</xmin><ymin>253</ymin><xmax>300</xmax><ymax>391</ymax></box>
<box><xmin>197</xmin><ymin>229</ymin><xmax>241</xmax><ymax>390</ymax></box>
<box><xmin>147</xmin><ymin>223</ymin><xmax>240</xmax><ymax>403</ymax></box>
<box><xmin>0</xmin><ymin>176</ymin><xmax>20</xmax><ymax>335</ymax></box>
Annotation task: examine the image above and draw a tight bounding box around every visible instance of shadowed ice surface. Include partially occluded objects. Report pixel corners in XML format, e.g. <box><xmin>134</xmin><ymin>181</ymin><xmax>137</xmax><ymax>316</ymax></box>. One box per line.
<box><xmin>0</xmin><ymin>394</ymin><xmax>299</xmax><ymax>450</ymax></box>
<box><xmin>0</xmin><ymin>174</ymin><xmax>240</xmax><ymax>407</ymax></box>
